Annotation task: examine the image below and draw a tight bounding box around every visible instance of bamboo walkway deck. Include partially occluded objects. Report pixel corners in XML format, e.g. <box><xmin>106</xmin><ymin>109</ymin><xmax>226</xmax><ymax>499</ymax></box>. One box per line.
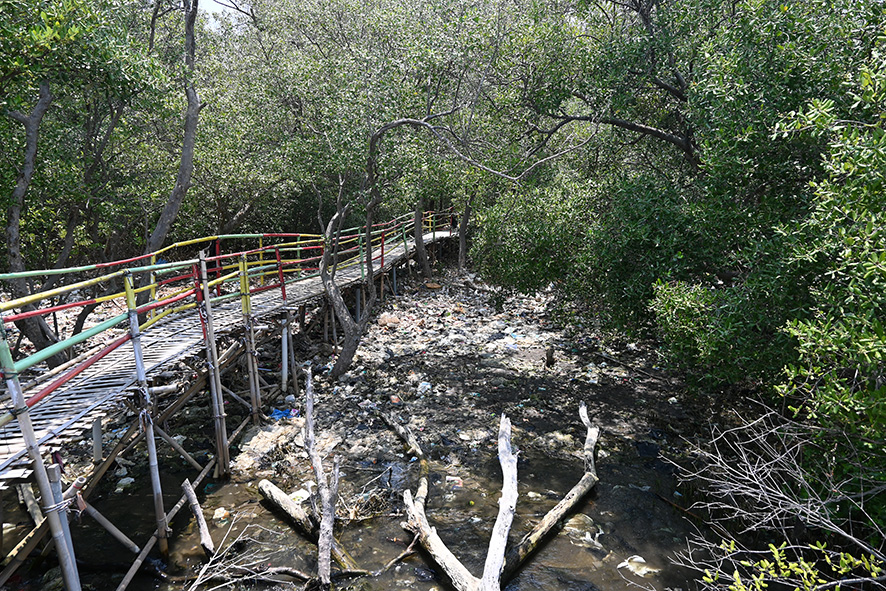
<box><xmin>0</xmin><ymin>231</ymin><xmax>450</xmax><ymax>481</ymax></box>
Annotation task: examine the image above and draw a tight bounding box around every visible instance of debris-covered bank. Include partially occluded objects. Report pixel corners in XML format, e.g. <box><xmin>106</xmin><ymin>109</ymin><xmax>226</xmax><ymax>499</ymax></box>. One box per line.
<box><xmin>169</xmin><ymin>267</ymin><xmax>698</xmax><ymax>591</ymax></box>
<box><xmin>7</xmin><ymin>266</ymin><xmax>699</xmax><ymax>591</ymax></box>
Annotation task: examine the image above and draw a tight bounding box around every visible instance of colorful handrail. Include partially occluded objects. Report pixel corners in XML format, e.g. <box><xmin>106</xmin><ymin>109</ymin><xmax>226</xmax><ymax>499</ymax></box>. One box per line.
<box><xmin>0</xmin><ymin>209</ymin><xmax>453</xmax><ymax>417</ymax></box>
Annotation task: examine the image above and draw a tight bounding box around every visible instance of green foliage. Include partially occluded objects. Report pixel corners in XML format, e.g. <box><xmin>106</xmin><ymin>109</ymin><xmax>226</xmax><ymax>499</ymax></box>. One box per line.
<box><xmin>471</xmin><ymin>172</ymin><xmax>588</xmax><ymax>294</ymax></box>
<box><xmin>777</xmin><ymin>36</ymin><xmax>886</xmax><ymax>441</ymax></box>
<box><xmin>703</xmin><ymin>540</ymin><xmax>884</xmax><ymax>591</ymax></box>
<box><xmin>577</xmin><ymin>175</ymin><xmax>703</xmax><ymax>329</ymax></box>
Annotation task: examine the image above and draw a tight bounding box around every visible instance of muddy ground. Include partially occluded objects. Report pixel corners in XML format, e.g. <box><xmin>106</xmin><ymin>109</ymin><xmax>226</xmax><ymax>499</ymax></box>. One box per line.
<box><xmin>2</xmin><ymin>263</ymin><xmax>714</xmax><ymax>591</ymax></box>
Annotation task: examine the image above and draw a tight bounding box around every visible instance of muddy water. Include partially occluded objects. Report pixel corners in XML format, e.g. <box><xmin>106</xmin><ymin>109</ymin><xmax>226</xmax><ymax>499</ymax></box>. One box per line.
<box><xmin>1</xmin><ymin>427</ymin><xmax>695</xmax><ymax>590</ymax></box>
<box><xmin>62</xmin><ymin>440</ymin><xmax>696</xmax><ymax>591</ymax></box>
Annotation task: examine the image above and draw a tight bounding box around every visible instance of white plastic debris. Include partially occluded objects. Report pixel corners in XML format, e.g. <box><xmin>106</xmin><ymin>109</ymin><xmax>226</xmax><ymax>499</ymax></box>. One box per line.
<box><xmin>617</xmin><ymin>555</ymin><xmax>661</xmax><ymax>577</ymax></box>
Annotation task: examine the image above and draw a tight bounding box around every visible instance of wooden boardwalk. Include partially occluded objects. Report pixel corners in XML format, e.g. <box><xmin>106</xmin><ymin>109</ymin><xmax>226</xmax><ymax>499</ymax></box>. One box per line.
<box><xmin>0</xmin><ymin>230</ymin><xmax>450</xmax><ymax>479</ymax></box>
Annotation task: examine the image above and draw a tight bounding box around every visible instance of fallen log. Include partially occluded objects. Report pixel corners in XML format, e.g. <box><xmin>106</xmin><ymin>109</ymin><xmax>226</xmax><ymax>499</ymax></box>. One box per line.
<box><xmin>257</xmin><ymin>479</ymin><xmax>360</xmax><ymax>573</ymax></box>
<box><xmin>182</xmin><ymin>479</ymin><xmax>214</xmax><ymax>558</ymax></box>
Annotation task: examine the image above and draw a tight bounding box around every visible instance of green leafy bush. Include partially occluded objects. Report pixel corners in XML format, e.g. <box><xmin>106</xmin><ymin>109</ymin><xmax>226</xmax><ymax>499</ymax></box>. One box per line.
<box><xmin>471</xmin><ymin>173</ymin><xmax>588</xmax><ymax>294</ymax></box>
<box><xmin>778</xmin><ymin>36</ymin><xmax>886</xmax><ymax>440</ymax></box>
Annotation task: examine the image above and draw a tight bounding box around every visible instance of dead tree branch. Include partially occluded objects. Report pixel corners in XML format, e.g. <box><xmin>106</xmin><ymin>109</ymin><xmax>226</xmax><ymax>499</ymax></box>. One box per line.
<box><xmin>303</xmin><ymin>366</ymin><xmax>344</xmax><ymax>586</ymax></box>
<box><xmin>672</xmin><ymin>410</ymin><xmax>886</xmax><ymax>591</ymax></box>
<box><xmin>389</xmin><ymin>402</ymin><xmax>600</xmax><ymax>590</ymax></box>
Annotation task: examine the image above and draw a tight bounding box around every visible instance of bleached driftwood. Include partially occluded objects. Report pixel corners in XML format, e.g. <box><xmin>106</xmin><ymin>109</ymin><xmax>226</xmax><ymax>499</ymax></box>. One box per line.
<box><xmin>392</xmin><ymin>402</ymin><xmax>600</xmax><ymax>591</ymax></box>
<box><xmin>303</xmin><ymin>367</ymin><xmax>340</xmax><ymax>586</ymax></box>
<box><xmin>502</xmin><ymin>402</ymin><xmax>599</xmax><ymax>578</ymax></box>
<box><xmin>182</xmin><ymin>479</ymin><xmax>214</xmax><ymax>557</ymax></box>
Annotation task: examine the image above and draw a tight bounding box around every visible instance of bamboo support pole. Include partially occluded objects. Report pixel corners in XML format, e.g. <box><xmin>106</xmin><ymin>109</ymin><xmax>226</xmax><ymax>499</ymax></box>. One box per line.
<box><xmin>281</xmin><ymin>317</ymin><xmax>289</xmax><ymax>394</ymax></box>
<box><xmin>82</xmin><ymin>500</ymin><xmax>140</xmax><ymax>554</ymax></box>
<box><xmin>124</xmin><ymin>272</ymin><xmax>169</xmax><ymax>557</ymax></box>
<box><xmin>153</xmin><ymin>424</ymin><xmax>202</xmax><ymax>471</ymax></box>
<box><xmin>47</xmin><ymin>465</ymin><xmax>77</xmax><ymax>574</ymax></box>
<box><xmin>221</xmin><ymin>385</ymin><xmax>252</xmax><ymax>410</ymax></box>
<box><xmin>92</xmin><ymin>418</ymin><xmax>103</xmax><ymax>464</ymax></box>
<box><xmin>287</xmin><ymin>321</ymin><xmax>299</xmax><ymax>399</ymax></box>
<box><xmin>142</xmin><ymin>412</ymin><xmax>169</xmax><ymax>557</ymax></box>
<box><xmin>198</xmin><ymin>252</ymin><xmax>230</xmax><ymax>476</ymax></box>
<box><xmin>239</xmin><ymin>255</ymin><xmax>261</xmax><ymax>426</ymax></box>
<box><xmin>18</xmin><ymin>483</ymin><xmax>43</xmax><ymax>526</ymax></box>
<box><xmin>275</xmin><ymin>248</ymin><xmax>291</xmax><ymax>397</ymax></box>
<box><xmin>61</xmin><ymin>475</ymin><xmax>140</xmax><ymax>554</ymax></box>
<box><xmin>0</xmin><ymin>323</ymin><xmax>81</xmax><ymax>591</ymax></box>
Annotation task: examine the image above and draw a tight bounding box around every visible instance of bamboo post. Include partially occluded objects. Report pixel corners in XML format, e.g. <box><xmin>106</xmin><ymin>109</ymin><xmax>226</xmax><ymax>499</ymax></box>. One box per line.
<box><xmin>153</xmin><ymin>424</ymin><xmax>203</xmax><ymax>471</ymax></box>
<box><xmin>197</xmin><ymin>253</ymin><xmax>230</xmax><ymax>476</ymax></box>
<box><xmin>92</xmin><ymin>417</ymin><xmax>103</xmax><ymax>464</ymax></box>
<box><xmin>392</xmin><ymin>265</ymin><xmax>397</xmax><ymax>296</ymax></box>
<box><xmin>0</xmin><ymin>323</ymin><xmax>81</xmax><ymax>591</ymax></box>
<box><xmin>80</xmin><ymin>501</ymin><xmax>140</xmax><ymax>554</ymax></box>
<box><xmin>275</xmin><ymin>247</ymin><xmax>291</xmax><ymax>396</ymax></box>
<box><xmin>281</xmin><ymin>317</ymin><xmax>289</xmax><ymax>394</ymax></box>
<box><xmin>287</xmin><ymin>322</ymin><xmax>299</xmax><ymax>399</ymax></box>
<box><xmin>46</xmin><ymin>465</ymin><xmax>76</xmax><ymax>572</ymax></box>
<box><xmin>62</xmin><ymin>477</ymin><xmax>138</xmax><ymax>554</ymax></box>
<box><xmin>123</xmin><ymin>272</ymin><xmax>169</xmax><ymax>557</ymax></box>
<box><xmin>142</xmin><ymin>411</ymin><xmax>168</xmax><ymax>556</ymax></box>
<box><xmin>238</xmin><ymin>255</ymin><xmax>261</xmax><ymax>425</ymax></box>
<box><xmin>18</xmin><ymin>484</ymin><xmax>42</xmax><ymax>526</ymax></box>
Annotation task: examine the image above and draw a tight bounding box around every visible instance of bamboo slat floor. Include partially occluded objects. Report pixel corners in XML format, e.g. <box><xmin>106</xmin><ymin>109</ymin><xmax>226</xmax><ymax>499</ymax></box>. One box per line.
<box><xmin>0</xmin><ymin>231</ymin><xmax>450</xmax><ymax>481</ymax></box>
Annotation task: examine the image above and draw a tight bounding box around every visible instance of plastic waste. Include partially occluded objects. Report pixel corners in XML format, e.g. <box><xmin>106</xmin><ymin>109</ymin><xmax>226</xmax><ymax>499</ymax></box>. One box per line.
<box><xmin>617</xmin><ymin>555</ymin><xmax>661</xmax><ymax>577</ymax></box>
<box><xmin>269</xmin><ymin>408</ymin><xmax>300</xmax><ymax>421</ymax></box>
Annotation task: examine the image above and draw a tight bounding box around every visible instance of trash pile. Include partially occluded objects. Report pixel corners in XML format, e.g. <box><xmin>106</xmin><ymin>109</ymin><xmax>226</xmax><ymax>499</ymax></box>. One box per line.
<box><xmin>223</xmin><ymin>265</ymin><xmax>697</xmax><ymax>590</ymax></box>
